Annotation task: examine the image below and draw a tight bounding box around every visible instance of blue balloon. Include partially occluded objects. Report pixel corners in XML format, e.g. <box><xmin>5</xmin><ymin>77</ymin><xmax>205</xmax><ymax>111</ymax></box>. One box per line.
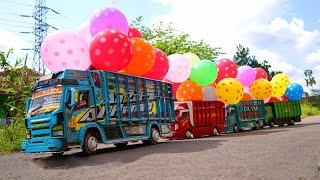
<box><xmin>285</xmin><ymin>83</ymin><xmax>304</xmax><ymax>100</ymax></box>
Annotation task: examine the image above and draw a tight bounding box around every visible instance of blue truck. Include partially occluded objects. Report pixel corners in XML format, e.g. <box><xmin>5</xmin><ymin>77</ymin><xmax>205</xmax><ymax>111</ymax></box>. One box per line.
<box><xmin>21</xmin><ymin>70</ymin><xmax>175</xmax><ymax>154</ymax></box>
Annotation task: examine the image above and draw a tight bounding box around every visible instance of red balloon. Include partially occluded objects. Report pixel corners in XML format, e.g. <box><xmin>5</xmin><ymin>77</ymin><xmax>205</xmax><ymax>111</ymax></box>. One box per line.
<box><xmin>128</xmin><ymin>26</ymin><xmax>143</xmax><ymax>38</ymax></box>
<box><xmin>143</xmin><ymin>48</ymin><xmax>169</xmax><ymax>80</ymax></box>
<box><xmin>215</xmin><ymin>58</ymin><xmax>238</xmax><ymax>83</ymax></box>
<box><xmin>279</xmin><ymin>95</ymin><xmax>288</xmax><ymax>102</ymax></box>
<box><xmin>90</xmin><ymin>29</ymin><xmax>133</xmax><ymax>71</ymax></box>
<box><xmin>254</xmin><ymin>67</ymin><xmax>268</xmax><ymax>80</ymax></box>
<box><xmin>264</xmin><ymin>96</ymin><xmax>278</xmax><ymax>103</ymax></box>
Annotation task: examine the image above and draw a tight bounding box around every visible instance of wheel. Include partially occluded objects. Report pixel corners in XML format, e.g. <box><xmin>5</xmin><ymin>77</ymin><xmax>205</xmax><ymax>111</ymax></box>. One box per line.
<box><xmin>233</xmin><ymin>125</ymin><xmax>239</xmax><ymax>133</ymax></box>
<box><xmin>185</xmin><ymin>130</ymin><xmax>194</xmax><ymax>139</ymax></box>
<box><xmin>288</xmin><ymin>120</ymin><xmax>294</xmax><ymax>126</ymax></box>
<box><xmin>82</xmin><ymin>132</ymin><xmax>99</xmax><ymax>155</ymax></box>
<box><xmin>213</xmin><ymin>127</ymin><xmax>219</xmax><ymax>136</ymax></box>
<box><xmin>114</xmin><ymin>142</ymin><xmax>128</xmax><ymax>148</ymax></box>
<box><xmin>255</xmin><ymin>122</ymin><xmax>260</xmax><ymax>130</ymax></box>
<box><xmin>270</xmin><ymin>120</ymin><xmax>275</xmax><ymax>128</ymax></box>
<box><xmin>143</xmin><ymin>128</ymin><xmax>160</xmax><ymax>145</ymax></box>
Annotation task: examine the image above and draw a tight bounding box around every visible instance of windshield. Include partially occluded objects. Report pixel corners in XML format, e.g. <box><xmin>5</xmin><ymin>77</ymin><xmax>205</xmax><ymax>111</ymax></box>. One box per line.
<box><xmin>28</xmin><ymin>85</ymin><xmax>62</xmax><ymax>116</ymax></box>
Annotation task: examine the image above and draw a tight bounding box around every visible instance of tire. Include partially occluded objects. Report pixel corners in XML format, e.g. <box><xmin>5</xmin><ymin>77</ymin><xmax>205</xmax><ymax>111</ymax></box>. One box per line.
<box><xmin>143</xmin><ymin>128</ymin><xmax>160</xmax><ymax>145</ymax></box>
<box><xmin>288</xmin><ymin>120</ymin><xmax>294</xmax><ymax>126</ymax></box>
<box><xmin>233</xmin><ymin>125</ymin><xmax>239</xmax><ymax>133</ymax></box>
<box><xmin>185</xmin><ymin>130</ymin><xmax>194</xmax><ymax>139</ymax></box>
<box><xmin>114</xmin><ymin>142</ymin><xmax>128</xmax><ymax>148</ymax></box>
<box><xmin>255</xmin><ymin>122</ymin><xmax>260</xmax><ymax>130</ymax></box>
<box><xmin>213</xmin><ymin>127</ymin><xmax>219</xmax><ymax>136</ymax></box>
<box><xmin>82</xmin><ymin>132</ymin><xmax>99</xmax><ymax>155</ymax></box>
<box><xmin>270</xmin><ymin>120</ymin><xmax>275</xmax><ymax>128</ymax></box>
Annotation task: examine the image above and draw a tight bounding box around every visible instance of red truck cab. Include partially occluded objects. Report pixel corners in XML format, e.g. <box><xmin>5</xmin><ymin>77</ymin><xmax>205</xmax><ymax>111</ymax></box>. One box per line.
<box><xmin>171</xmin><ymin>101</ymin><xmax>225</xmax><ymax>139</ymax></box>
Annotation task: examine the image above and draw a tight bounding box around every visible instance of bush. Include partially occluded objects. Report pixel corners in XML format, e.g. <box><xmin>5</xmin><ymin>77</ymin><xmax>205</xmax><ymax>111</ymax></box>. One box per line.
<box><xmin>301</xmin><ymin>102</ymin><xmax>320</xmax><ymax>117</ymax></box>
<box><xmin>0</xmin><ymin>117</ymin><xmax>25</xmax><ymax>153</ymax></box>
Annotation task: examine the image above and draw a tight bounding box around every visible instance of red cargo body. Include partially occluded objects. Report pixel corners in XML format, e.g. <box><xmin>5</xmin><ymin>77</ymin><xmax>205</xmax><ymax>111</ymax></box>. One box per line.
<box><xmin>171</xmin><ymin>101</ymin><xmax>225</xmax><ymax>139</ymax></box>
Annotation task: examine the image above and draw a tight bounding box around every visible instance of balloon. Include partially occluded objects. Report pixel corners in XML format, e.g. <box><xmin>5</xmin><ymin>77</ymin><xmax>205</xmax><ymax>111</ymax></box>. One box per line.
<box><xmin>242</xmin><ymin>93</ymin><xmax>253</xmax><ymax>101</ymax></box>
<box><xmin>202</xmin><ymin>86</ymin><xmax>218</xmax><ymax>101</ymax></box>
<box><xmin>164</xmin><ymin>54</ymin><xmax>191</xmax><ymax>83</ymax></box>
<box><xmin>215</xmin><ymin>58</ymin><xmax>238</xmax><ymax>83</ymax></box>
<box><xmin>182</xmin><ymin>53</ymin><xmax>200</xmax><ymax>67</ymax></box>
<box><xmin>76</xmin><ymin>21</ymin><xmax>93</xmax><ymax>46</ymax></box>
<box><xmin>128</xmin><ymin>26</ymin><xmax>143</xmax><ymax>38</ymax></box>
<box><xmin>272</xmin><ymin>73</ymin><xmax>290</xmax><ymax>86</ymax></box>
<box><xmin>40</xmin><ymin>30</ymin><xmax>91</xmax><ymax>73</ymax></box>
<box><xmin>90</xmin><ymin>7</ymin><xmax>129</xmax><ymax>36</ymax></box>
<box><xmin>279</xmin><ymin>95</ymin><xmax>288</xmax><ymax>102</ymax></box>
<box><xmin>237</xmin><ymin>66</ymin><xmax>255</xmax><ymax>86</ymax></box>
<box><xmin>189</xmin><ymin>60</ymin><xmax>218</xmax><ymax>86</ymax></box>
<box><xmin>270</xmin><ymin>75</ymin><xmax>287</xmax><ymax>97</ymax></box>
<box><xmin>122</xmin><ymin>38</ymin><xmax>155</xmax><ymax>76</ymax></box>
<box><xmin>176</xmin><ymin>80</ymin><xmax>203</xmax><ymax>101</ymax></box>
<box><xmin>143</xmin><ymin>48</ymin><xmax>169</xmax><ymax>80</ymax></box>
<box><xmin>216</xmin><ymin>78</ymin><xmax>244</xmax><ymax>105</ymax></box>
<box><xmin>285</xmin><ymin>83</ymin><xmax>304</xmax><ymax>100</ymax></box>
<box><xmin>90</xmin><ymin>29</ymin><xmax>132</xmax><ymax>72</ymax></box>
<box><xmin>172</xmin><ymin>82</ymin><xmax>180</xmax><ymax>99</ymax></box>
<box><xmin>249</xmin><ymin>79</ymin><xmax>272</xmax><ymax>100</ymax></box>
<box><xmin>264</xmin><ymin>96</ymin><xmax>278</xmax><ymax>103</ymax></box>
<box><xmin>254</xmin><ymin>67</ymin><xmax>268</xmax><ymax>80</ymax></box>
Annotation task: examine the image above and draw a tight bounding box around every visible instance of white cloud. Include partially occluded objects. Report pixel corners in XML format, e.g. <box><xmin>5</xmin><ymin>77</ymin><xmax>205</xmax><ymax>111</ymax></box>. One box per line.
<box><xmin>306</xmin><ymin>49</ymin><xmax>320</xmax><ymax>64</ymax></box>
<box><xmin>0</xmin><ymin>28</ymin><xmax>27</xmax><ymax>52</ymax></box>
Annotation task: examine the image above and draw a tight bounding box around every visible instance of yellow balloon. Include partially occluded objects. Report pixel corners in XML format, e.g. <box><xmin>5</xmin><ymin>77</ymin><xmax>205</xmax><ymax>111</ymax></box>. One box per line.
<box><xmin>183</xmin><ymin>52</ymin><xmax>200</xmax><ymax>67</ymax></box>
<box><xmin>270</xmin><ymin>79</ymin><xmax>286</xmax><ymax>97</ymax></box>
<box><xmin>272</xmin><ymin>73</ymin><xmax>290</xmax><ymax>86</ymax></box>
<box><xmin>216</xmin><ymin>78</ymin><xmax>244</xmax><ymax>105</ymax></box>
<box><xmin>249</xmin><ymin>79</ymin><xmax>272</xmax><ymax>100</ymax></box>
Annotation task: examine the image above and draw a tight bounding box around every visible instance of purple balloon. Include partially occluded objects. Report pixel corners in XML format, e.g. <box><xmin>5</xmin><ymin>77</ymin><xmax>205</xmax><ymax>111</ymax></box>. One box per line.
<box><xmin>90</xmin><ymin>7</ymin><xmax>129</xmax><ymax>36</ymax></box>
<box><xmin>236</xmin><ymin>66</ymin><xmax>255</xmax><ymax>86</ymax></box>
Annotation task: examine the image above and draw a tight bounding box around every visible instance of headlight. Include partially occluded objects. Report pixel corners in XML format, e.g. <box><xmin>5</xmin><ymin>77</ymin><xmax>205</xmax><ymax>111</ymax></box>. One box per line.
<box><xmin>26</xmin><ymin>130</ymin><xmax>31</xmax><ymax>139</ymax></box>
<box><xmin>53</xmin><ymin>130</ymin><xmax>63</xmax><ymax>137</ymax></box>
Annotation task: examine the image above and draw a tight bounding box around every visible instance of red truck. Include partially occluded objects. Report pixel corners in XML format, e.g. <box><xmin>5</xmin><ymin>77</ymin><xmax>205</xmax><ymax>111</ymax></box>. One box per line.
<box><xmin>171</xmin><ymin>101</ymin><xmax>225</xmax><ymax>139</ymax></box>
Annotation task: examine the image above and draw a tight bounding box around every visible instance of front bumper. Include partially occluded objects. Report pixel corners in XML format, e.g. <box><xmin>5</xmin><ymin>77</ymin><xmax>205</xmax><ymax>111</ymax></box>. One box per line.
<box><xmin>21</xmin><ymin>137</ymin><xmax>66</xmax><ymax>153</ymax></box>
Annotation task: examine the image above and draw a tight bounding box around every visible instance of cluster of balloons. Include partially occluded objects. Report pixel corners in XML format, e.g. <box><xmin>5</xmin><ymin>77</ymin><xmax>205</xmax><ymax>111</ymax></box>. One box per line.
<box><xmin>40</xmin><ymin>7</ymin><xmax>169</xmax><ymax>80</ymax></box>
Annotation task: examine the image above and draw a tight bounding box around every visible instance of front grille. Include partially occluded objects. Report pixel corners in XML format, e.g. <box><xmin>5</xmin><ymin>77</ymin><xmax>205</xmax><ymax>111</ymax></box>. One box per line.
<box><xmin>30</xmin><ymin>118</ymin><xmax>51</xmax><ymax>138</ymax></box>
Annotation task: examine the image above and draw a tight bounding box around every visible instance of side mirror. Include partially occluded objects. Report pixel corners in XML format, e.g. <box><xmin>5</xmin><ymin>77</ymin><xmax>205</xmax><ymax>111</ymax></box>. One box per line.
<box><xmin>71</xmin><ymin>88</ymin><xmax>79</xmax><ymax>107</ymax></box>
<box><xmin>26</xmin><ymin>97</ymin><xmax>32</xmax><ymax>114</ymax></box>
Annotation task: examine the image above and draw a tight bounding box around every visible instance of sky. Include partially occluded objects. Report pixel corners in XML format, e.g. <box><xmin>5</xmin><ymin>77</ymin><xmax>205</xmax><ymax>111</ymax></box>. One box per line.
<box><xmin>0</xmin><ymin>0</ymin><xmax>320</xmax><ymax>92</ymax></box>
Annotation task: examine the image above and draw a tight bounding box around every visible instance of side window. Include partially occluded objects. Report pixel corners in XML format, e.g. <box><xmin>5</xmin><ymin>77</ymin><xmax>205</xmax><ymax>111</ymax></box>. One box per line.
<box><xmin>180</xmin><ymin>111</ymin><xmax>189</xmax><ymax>120</ymax></box>
<box><xmin>76</xmin><ymin>91</ymin><xmax>90</xmax><ymax>110</ymax></box>
<box><xmin>229</xmin><ymin>108</ymin><xmax>235</xmax><ymax>117</ymax></box>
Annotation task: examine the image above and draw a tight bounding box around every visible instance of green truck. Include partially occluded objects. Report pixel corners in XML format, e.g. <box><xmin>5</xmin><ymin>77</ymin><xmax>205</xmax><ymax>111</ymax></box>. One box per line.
<box><xmin>225</xmin><ymin>100</ymin><xmax>265</xmax><ymax>133</ymax></box>
<box><xmin>264</xmin><ymin>100</ymin><xmax>301</xmax><ymax>127</ymax></box>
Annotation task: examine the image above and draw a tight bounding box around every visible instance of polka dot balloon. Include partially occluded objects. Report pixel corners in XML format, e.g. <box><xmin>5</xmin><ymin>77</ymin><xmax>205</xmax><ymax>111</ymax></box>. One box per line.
<box><xmin>285</xmin><ymin>83</ymin><xmax>304</xmax><ymax>100</ymax></box>
<box><xmin>163</xmin><ymin>54</ymin><xmax>191</xmax><ymax>83</ymax></box>
<box><xmin>270</xmin><ymin>79</ymin><xmax>287</xmax><ymax>97</ymax></box>
<box><xmin>254</xmin><ymin>67</ymin><xmax>268</xmax><ymax>80</ymax></box>
<box><xmin>128</xmin><ymin>26</ymin><xmax>143</xmax><ymax>38</ymax></box>
<box><xmin>272</xmin><ymin>73</ymin><xmax>290</xmax><ymax>86</ymax></box>
<box><xmin>40</xmin><ymin>30</ymin><xmax>91</xmax><ymax>73</ymax></box>
<box><xmin>249</xmin><ymin>79</ymin><xmax>272</xmax><ymax>100</ymax></box>
<box><xmin>215</xmin><ymin>58</ymin><xmax>238</xmax><ymax>83</ymax></box>
<box><xmin>176</xmin><ymin>80</ymin><xmax>203</xmax><ymax>101</ymax></box>
<box><xmin>122</xmin><ymin>38</ymin><xmax>155</xmax><ymax>76</ymax></box>
<box><xmin>143</xmin><ymin>48</ymin><xmax>169</xmax><ymax>80</ymax></box>
<box><xmin>216</xmin><ymin>78</ymin><xmax>244</xmax><ymax>105</ymax></box>
<box><xmin>89</xmin><ymin>29</ymin><xmax>133</xmax><ymax>72</ymax></box>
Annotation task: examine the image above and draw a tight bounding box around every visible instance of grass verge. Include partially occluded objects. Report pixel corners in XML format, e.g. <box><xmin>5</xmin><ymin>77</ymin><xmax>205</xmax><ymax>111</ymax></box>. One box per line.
<box><xmin>301</xmin><ymin>102</ymin><xmax>320</xmax><ymax>118</ymax></box>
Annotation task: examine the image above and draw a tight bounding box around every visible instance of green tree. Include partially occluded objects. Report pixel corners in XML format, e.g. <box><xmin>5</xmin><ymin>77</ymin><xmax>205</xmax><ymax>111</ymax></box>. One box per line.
<box><xmin>132</xmin><ymin>16</ymin><xmax>222</xmax><ymax>60</ymax></box>
<box><xmin>0</xmin><ymin>50</ymin><xmax>37</xmax><ymax>152</ymax></box>
<box><xmin>233</xmin><ymin>44</ymin><xmax>281</xmax><ymax>80</ymax></box>
<box><xmin>304</xmin><ymin>69</ymin><xmax>316</xmax><ymax>88</ymax></box>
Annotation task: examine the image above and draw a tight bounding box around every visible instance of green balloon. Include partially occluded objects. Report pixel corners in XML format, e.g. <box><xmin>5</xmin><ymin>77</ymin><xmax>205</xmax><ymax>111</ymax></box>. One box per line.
<box><xmin>190</xmin><ymin>60</ymin><xmax>218</xmax><ymax>86</ymax></box>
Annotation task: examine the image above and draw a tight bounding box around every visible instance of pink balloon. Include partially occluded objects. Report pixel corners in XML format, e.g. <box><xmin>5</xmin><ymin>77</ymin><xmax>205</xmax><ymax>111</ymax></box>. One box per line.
<box><xmin>254</xmin><ymin>67</ymin><xmax>268</xmax><ymax>80</ymax></box>
<box><xmin>90</xmin><ymin>7</ymin><xmax>129</xmax><ymax>36</ymax></box>
<box><xmin>164</xmin><ymin>54</ymin><xmax>191</xmax><ymax>83</ymax></box>
<box><xmin>76</xmin><ymin>21</ymin><xmax>93</xmax><ymax>46</ymax></box>
<box><xmin>40</xmin><ymin>30</ymin><xmax>91</xmax><ymax>73</ymax></box>
<box><xmin>237</xmin><ymin>66</ymin><xmax>255</xmax><ymax>86</ymax></box>
<box><xmin>143</xmin><ymin>48</ymin><xmax>169</xmax><ymax>80</ymax></box>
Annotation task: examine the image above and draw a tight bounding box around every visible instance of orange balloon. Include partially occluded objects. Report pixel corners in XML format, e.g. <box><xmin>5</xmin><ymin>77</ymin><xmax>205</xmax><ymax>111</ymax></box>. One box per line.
<box><xmin>123</xmin><ymin>38</ymin><xmax>155</xmax><ymax>76</ymax></box>
<box><xmin>242</xmin><ymin>93</ymin><xmax>252</xmax><ymax>101</ymax></box>
<box><xmin>176</xmin><ymin>80</ymin><xmax>203</xmax><ymax>101</ymax></box>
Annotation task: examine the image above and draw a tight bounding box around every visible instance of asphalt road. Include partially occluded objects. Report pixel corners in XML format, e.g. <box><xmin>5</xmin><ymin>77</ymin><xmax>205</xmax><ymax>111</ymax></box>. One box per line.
<box><xmin>1</xmin><ymin>116</ymin><xmax>320</xmax><ymax>180</ymax></box>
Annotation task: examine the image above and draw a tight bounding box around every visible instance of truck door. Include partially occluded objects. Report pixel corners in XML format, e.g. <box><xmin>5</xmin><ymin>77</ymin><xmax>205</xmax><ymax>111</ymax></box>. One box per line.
<box><xmin>66</xmin><ymin>88</ymin><xmax>95</xmax><ymax>142</ymax></box>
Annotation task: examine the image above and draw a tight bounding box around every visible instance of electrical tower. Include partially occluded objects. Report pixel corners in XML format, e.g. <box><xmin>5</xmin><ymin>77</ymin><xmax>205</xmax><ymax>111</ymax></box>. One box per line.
<box><xmin>21</xmin><ymin>0</ymin><xmax>58</xmax><ymax>74</ymax></box>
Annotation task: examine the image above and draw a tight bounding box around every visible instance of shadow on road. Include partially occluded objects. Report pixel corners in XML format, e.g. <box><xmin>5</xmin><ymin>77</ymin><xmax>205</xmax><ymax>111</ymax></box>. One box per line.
<box><xmin>220</xmin><ymin>128</ymin><xmax>289</xmax><ymax>138</ymax></box>
<box><xmin>32</xmin><ymin>139</ymin><xmax>226</xmax><ymax>169</ymax></box>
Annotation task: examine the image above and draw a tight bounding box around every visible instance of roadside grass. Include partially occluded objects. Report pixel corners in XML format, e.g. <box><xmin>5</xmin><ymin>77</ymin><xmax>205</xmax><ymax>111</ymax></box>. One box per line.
<box><xmin>0</xmin><ymin>118</ymin><xmax>25</xmax><ymax>153</ymax></box>
<box><xmin>301</xmin><ymin>102</ymin><xmax>320</xmax><ymax>118</ymax></box>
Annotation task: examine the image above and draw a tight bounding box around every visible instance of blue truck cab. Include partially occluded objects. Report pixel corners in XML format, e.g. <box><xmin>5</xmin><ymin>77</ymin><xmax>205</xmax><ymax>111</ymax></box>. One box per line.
<box><xmin>224</xmin><ymin>100</ymin><xmax>265</xmax><ymax>133</ymax></box>
<box><xmin>21</xmin><ymin>70</ymin><xmax>175</xmax><ymax>154</ymax></box>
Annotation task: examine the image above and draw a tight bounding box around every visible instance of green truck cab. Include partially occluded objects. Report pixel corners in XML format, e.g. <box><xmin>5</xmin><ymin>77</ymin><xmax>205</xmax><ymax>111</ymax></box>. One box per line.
<box><xmin>225</xmin><ymin>100</ymin><xmax>265</xmax><ymax>133</ymax></box>
<box><xmin>264</xmin><ymin>100</ymin><xmax>301</xmax><ymax>127</ymax></box>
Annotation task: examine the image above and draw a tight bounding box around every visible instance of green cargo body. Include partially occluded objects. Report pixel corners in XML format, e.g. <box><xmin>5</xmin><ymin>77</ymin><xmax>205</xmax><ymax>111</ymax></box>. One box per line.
<box><xmin>264</xmin><ymin>100</ymin><xmax>301</xmax><ymax>127</ymax></box>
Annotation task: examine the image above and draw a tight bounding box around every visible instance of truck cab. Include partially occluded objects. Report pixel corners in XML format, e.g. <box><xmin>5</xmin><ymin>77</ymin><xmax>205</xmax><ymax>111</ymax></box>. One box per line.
<box><xmin>21</xmin><ymin>70</ymin><xmax>175</xmax><ymax>154</ymax></box>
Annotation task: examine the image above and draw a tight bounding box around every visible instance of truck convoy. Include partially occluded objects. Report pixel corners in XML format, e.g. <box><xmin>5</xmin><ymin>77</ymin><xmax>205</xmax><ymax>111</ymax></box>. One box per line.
<box><xmin>21</xmin><ymin>70</ymin><xmax>302</xmax><ymax>154</ymax></box>
<box><xmin>21</xmin><ymin>70</ymin><xmax>175</xmax><ymax>154</ymax></box>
